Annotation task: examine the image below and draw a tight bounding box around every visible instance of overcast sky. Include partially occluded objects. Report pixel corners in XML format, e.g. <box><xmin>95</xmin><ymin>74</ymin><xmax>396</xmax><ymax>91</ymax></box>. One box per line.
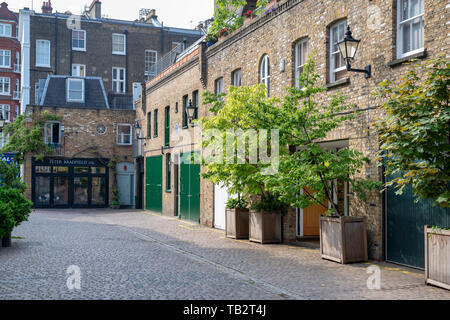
<box><xmin>9</xmin><ymin>0</ymin><xmax>214</xmax><ymax>29</ymax></box>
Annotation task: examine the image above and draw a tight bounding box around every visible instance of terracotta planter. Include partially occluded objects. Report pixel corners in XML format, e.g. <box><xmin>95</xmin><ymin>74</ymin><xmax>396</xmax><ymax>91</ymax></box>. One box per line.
<box><xmin>249</xmin><ymin>210</ymin><xmax>282</xmax><ymax>244</ymax></box>
<box><xmin>320</xmin><ymin>216</ymin><xmax>368</xmax><ymax>264</ymax></box>
<box><xmin>425</xmin><ymin>226</ymin><xmax>450</xmax><ymax>290</ymax></box>
<box><xmin>226</xmin><ymin>208</ymin><xmax>250</xmax><ymax>240</ymax></box>
<box><xmin>2</xmin><ymin>233</ymin><xmax>12</xmax><ymax>248</ymax></box>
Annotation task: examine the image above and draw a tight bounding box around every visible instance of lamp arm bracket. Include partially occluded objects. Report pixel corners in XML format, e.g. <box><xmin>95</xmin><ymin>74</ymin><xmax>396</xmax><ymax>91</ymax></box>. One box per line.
<box><xmin>346</xmin><ymin>61</ymin><xmax>371</xmax><ymax>79</ymax></box>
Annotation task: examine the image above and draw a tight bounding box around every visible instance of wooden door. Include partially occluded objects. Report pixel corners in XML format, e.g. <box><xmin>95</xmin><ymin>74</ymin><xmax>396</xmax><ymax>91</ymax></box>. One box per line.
<box><xmin>303</xmin><ymin>188</ymin><xmax>328</xmax><ymax>236</ymax></box>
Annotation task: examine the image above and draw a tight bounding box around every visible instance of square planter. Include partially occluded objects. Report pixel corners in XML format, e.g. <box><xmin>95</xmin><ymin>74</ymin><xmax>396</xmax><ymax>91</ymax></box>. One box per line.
<box><xmin>1</xmin><ymin>233</ymin><xmax>12</xmax><ymax>248</ymax></box>
<box><xmin>249</xmin><ymin>210</ymin><xmax>282</xmax><ymax>244</ymax></box>
<box><xmin>425</xmin><ymin>226</ymin><xmax>450</xmax><ymax>290</ymax></box>
<box><xmin>226</xmin><ymin>208</ymin><xmax>250</xmax><ymax>240</ymax></box>
<box><xmin>320</xmin><ymin>216</ymin><xmax>368</xmax><ymax>264</ymax></box>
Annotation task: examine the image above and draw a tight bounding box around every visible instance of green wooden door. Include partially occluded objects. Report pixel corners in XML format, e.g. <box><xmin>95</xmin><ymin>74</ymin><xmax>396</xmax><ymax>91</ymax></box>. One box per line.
<box><xmin>386</xmin><ymin>176</ymin><xmax>450</xmax><ymax>269</ymax></box>
<box><xmin>179</xmin><ymin>152</ymin><xmax>201</xmax><ymax>223</ymax></box>
<box><xmin>145</xmin><ymin>156</ymin><xmax>163</xmax><ymax>213</ymax></box>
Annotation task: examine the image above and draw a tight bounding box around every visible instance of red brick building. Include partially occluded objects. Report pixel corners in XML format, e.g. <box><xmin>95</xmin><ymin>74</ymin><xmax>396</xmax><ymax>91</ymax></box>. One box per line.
<box><xmin>0</xmin><ymin>2</ymin><xmax>20</xmax><ymax>128</ymax></box>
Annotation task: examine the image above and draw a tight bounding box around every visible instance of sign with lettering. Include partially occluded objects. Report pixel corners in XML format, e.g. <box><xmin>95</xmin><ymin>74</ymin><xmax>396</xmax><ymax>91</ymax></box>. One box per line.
<box><xmin>0</xmin><ymin>153</ymin><xmax>15</xmax><ymax>165</ymax></box>
<box><xmin>33</xmin><ymin>158</ymin><xmax>109</xmax><ymax>168</ymax></box>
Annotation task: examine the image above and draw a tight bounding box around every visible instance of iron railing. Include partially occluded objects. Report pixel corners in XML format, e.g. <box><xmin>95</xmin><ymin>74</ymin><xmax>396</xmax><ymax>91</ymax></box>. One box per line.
<box><xmin>151</xmin><ymin>42</ymin><xmax>186</xmax><ymax>79</ymax></box>
<box><xmin>47</xmin><ymin>143</ymin><xmax>65</xmax><ymax>157</ymax></box>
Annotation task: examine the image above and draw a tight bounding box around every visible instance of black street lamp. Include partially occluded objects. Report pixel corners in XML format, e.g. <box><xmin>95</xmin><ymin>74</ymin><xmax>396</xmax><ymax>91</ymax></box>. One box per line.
<box><xmin>135</xmin><ymin>122</ymin><xmax>149</xmax><ymax>140</ymax></box>
<box><xmin>186</xmin><ymin>99</ymin><xmax>197</xmax><ymax>123</ymax></box>
<box><xmin>338</xmin><ymin>26</ymin><xmax>371</xmax><ymax>79</ymax></box>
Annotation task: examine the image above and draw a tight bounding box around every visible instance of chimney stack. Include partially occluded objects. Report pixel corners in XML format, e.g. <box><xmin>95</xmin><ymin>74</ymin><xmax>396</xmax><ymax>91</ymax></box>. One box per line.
<box><xmin>145</xmin><ymin>9</ymin><xmax>157</xmax><ymax>23</ymax></box>
<box><xmin>88</xmin><ymin>0</ymin><xmax>102</xmax><ymax>19</ymax></box>
<box><xmin>41</xmin><ymin>0</ymin><xmax>53</xmax><ymax>14</ymax></box>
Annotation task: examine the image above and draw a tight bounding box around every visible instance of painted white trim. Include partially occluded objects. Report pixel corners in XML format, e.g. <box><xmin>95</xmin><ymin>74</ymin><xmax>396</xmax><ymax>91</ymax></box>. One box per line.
<box><xmin>66</xmin><ymin>78</ymin><xmax>85</xmax><ymax>103</ymax></box>
<box><xmin>112</xmin><ymin>33</ymin><xmax>126</xmax><ymax>55</ymax></box>
<box><xmin>329</xmin><ymin>20</ymin><xmax>347</xmax><ymax>83</ymax></box>
<box><xmin>112</xmin><ymin>67</ymin><xmax>126</xmax><ymax>93</ymax></box>
<box><xmin>35</xmin><ymin>39</ymin><xmax>51</xmax><ymax>68</ymax></box>
<box><xmin>72</xmin><ymin>29</ymin><xmax>86</xmax><ymax>52</ymax></box>
<box><xmin>116</xmin><ymin>123</ymin><xmax>133</xmax><ymax>146</ymax></box>
<box><xmin>396</xmin><ymin>0</ymin><xmax>425</xmax><ymax>59</ymax></box>
<box><xmin>19</xmin><ymin>9</ymin><xmax>32</xmax><ymax>114</ymax></box>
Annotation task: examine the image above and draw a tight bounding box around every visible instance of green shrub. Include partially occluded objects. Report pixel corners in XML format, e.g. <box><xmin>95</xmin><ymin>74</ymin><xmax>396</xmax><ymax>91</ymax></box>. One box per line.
<box><xmin>226</xmin><ymin>197</ymin><xmax>248</xmax><ymax>210</ymax></box>
<box><xmin>0</xmin><ymin>188</ymin><xmax>33</xmax><ymax>238</ymax></box>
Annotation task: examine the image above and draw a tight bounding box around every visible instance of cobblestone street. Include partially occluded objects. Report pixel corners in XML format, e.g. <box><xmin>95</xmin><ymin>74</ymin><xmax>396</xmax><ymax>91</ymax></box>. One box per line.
<box><xmin>0</xmin><ymin>209</ymin><xmax>449</xmax><ymax>300</ymax></box>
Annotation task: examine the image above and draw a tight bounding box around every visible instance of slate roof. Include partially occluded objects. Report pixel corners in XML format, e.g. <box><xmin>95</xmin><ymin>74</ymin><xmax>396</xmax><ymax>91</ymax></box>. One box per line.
<box><xmin>40</xmin><ymin>76</ymin><xmax>109</xmax><ymax>109</ymax></box>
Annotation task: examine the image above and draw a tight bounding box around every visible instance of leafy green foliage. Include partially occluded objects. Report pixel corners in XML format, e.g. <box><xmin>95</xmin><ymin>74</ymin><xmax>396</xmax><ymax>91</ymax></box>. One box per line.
<box><xmin>0</xmin><ymin>112</ymin><xmax>61</xmax><ymax>164</ymax></box>
<box><xmin>0</xmin><ymin>188</ymin><xmax>33</xmax><ymax>238</ymax></box>
<box><xmin>208</xmin><ymin>0</ymin><xmax>246</xmax><ymax>38</ymax></box>
<box><xmin>262</xmin><ymin>58</ymin><xmax>379</xmax><ymax>216</ymax></box>
<box><xmin>226</xmin><ymin>196</ymin><xmax>248</xmax><ymax>209</ymax></box>
<box><xmin>200</xmin><ymin>84</ymin><xmax>282</xmax><ymax>201</ymax></box>
<box><xmin>0</xmin><ymin>162</ymin><xmax>26</xmax><ymax>192</ymax></box>
<box><xmin>375</xmin><ymin>57</ymin><xmax>450</xmax><ymax>207</ymax></box>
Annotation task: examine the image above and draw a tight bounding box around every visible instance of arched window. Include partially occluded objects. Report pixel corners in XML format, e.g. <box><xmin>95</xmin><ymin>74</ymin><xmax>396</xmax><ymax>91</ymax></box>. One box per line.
<box><xmin>259</xmin><ymin>54</ymin><xmax>270</xmax><ymax>96</ymax></box>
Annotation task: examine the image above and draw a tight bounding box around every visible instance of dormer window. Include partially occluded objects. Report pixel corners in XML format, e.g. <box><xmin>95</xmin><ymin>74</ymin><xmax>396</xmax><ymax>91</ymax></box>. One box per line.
<box><xmin>66</xmin><ymin>78</ymin><xmax>85</xmax><ymax>103</ymax></box>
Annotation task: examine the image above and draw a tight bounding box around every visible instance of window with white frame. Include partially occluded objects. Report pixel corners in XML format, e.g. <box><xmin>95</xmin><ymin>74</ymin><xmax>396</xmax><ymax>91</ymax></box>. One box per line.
<box><xmin>329</xmin><ymin>20</ymin><xmax>347</xmax><ymax>83</ymax></box>
<box><xmin>112</xmin><ymin>33</ymin><xmax>126</xmax><ymax>55</ymax></box>
<box><xmin>0</xmin><ymin>50</ymin><xmax>11</xmax><ymax>68</ymax></box>
<box><xmin>232</xmin><ymin>69</ymin><xmax>242</xmax><ymax>87</ymax></box>
<box><xmin>112</xmin><ymin>67</ymin><xmax>126</xmax><ymax>93</ymax></box>
<box><xmin>0</xmin><ymin>104</ymin><xmax>10</xmax><ymax>122</ymax></box>
<box><xmin>36</xmin><ymin>40</ymin><xmax>51</xmax><ymax>67</ymax></box>
<box><xmin>397</xmin><ymin>0</ymin><xmax>424</xmax><ymax>58</ymax></box>
<box><xmin>145</xmin><ymin>50</ymin><xmax>157</xmax><ymax>76</ymax></box>
<box><xmin>295</xmin><ymin>38</ymin><xmax>309</xmax><ymax>87</ymax></box>
<box><xmin>215</xmin><ymin>77</ymin><xmax>223</xmax><ymax>95</ymax></box>
<box><xmin>0</xmin><ymin>77</ymin><xmax>10</xmax><ymax>95</ymax></box>
<box><xmin>0</xmin><ymin>130</ymin><xmax>8</xmax><ymax>149</ymax></box>
<box><xmin>44</xmin><ymin>122</ymin><xmax>61</xmax><ymax>145</ymax></box>
<box><xmin>72</xmin><ymin>30</ymin><xmax>86</xmax><ymax>51</ymax></box>
<box><xmin>259</xmin><ymin>54</ymin><xmax>270</xmax><ymax>96</ymax></box>
<box><xmin>72</xmin><ymin>64</ymin><xmax>86</xmax><ymax>77</ymax></box>
<box><xmin>66</xmin><ymin>78</ymin><xmax>85</xmax><ymax>103</ymax></box>
<box><xmin>117</xmin><ymin>124</ymin><xmax>132</xmax><ymax>145</ymax></box>
<box><xmin>0</xmin><ymin>23</ymin><xmax>12</xmax><ymax>37</ymax></box>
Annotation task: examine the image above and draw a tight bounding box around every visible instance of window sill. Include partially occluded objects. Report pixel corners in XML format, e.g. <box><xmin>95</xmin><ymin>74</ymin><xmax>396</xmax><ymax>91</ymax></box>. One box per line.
<box><xmin>182</xmin><ymin>126</ymin><xmax>189</xmax><ymax>130</ymax></box>
<box><xmin>36</xmin><ymin>65</ymin><xmax>51</xmax><ymax>69</ymax></box>
<box><xmin>165</xmin><ymin>190</ymin><xmax>172</xmax><ymax>193</ymax></box>
<box><xmin>72</xmin><ymin>48</ymin><xmax>86</xmax><ymax>52</ymax></box>
<box><xmin>326</xmin><ymin>78</ymin><xmax>350</xmax><ymax>90</ymax></box>
<box><xmin>388</xmin><ymin>50</ymin><xmax>427</xmax><ymax>68</ymax></box>
<box><xmin>163</xmin><ymin>145</ymin><xmax>170</xmax><ymax>150</ymax></box>
<box><xmin>112</xmin><ymin>52</ymin><xmax>126</xmax><ymax>56</ymax></box>
<box><xmin>116</xmin><ymin>144</ymin><xmax>133</xmax><ymax>147</ymax></box>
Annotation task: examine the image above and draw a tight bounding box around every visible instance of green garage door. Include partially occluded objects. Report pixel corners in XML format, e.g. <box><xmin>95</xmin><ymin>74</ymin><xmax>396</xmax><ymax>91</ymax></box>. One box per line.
<box><xmin>146</xmin><ymin>156</ymin><xmax>163</xmax><ymax>214</ymax></box>
<box><xmin>180</xmin><ymin>152</ymin><xmax>201</xmax><ymax>223</ymax></box>
<box><xmin>387</xmin><ymin>180</ymin><xmax>450</xmax><ymax>269</ymax></box>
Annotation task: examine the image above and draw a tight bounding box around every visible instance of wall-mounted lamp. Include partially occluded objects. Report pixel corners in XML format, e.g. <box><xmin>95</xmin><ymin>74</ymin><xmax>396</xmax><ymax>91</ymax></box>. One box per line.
<box><xmin>186</xmin><ymin>99</ymin><xmax>197</xmax><ymax>123</ymax></box>
<box><xmin>338</xmin><ymin>26</ymin><xmax>371</xmax><ymax>79</ymax></box>
<box><xmin>135</xmin><ymin>122</ymin><xmax>150</xmax><ymax>140</ymax></box>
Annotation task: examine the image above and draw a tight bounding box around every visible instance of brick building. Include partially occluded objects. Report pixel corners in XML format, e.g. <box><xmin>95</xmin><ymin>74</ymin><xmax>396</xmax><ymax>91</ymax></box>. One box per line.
<box><xmin>24</xmin><ymin>75</ymin><xmax>135</xmax><ymax>209</ymax></box>
<box><xmin>137</xmin><ymin>0</ymin><xmax>449</xmax><ymax>265</ymax></box>
<box><xmin>0</xmin><ymin>2</ymin><xmax>20</xmax><ymax>148</ymax></box>
<box><xmin>18</xmin><ymin>0</ymin><xmax>203</xmax><ymax>114</ymax></box>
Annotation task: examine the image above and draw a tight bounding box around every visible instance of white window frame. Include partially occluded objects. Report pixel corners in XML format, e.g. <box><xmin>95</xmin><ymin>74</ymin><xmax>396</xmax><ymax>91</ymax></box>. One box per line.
<box><xmin>112</xmin><ymin>67</ymin><xmax>126</xmax><ymax>93</ymax></box>
<box><xmin>215</xmin><ymin>77</ymin><xmax>223</xmax><ymax>94</ymax></box>
<box><xmin>66</xmin><ymin>78</ymin><xmax>85</xmax><ymax>103</ymax></box>
<box><xmin>116</xmin><ymin>123</ymin><xmax>133</xmax><ymax>146</ymax></box>
<box><xmin>72</xmin><ymin>29</ymin><xmax>86</xmax><ymax>52</ymax></box>
<box><xmin>36</xmin><ymin>39</ymin><xmax>51</xmax><ymax>67</ymax></box>
<box><xmin>0</xmin><ymin>77</ymin><xmax>10</xmax><ymax>95</ymax></box>
<box><xmin>0</xmin><ymin>49</ymin><xmax>11</xmax><ymax>68</ymax></box>
<box><xmin>145</xmin><ymin>50</ymin><xmax>157</xmax><ymax>76</ymax></box>
<box><xmin>112</xmin><ymin>33</ymin><xmax>126</xmax><ymax>55</ymax></box>
<box><xmin>44</xmin><ymin>121</ymin><xmax>61</xmax><ymax>145</ymax></box>
<box><xmin>329</xmin><ymin>20</ymin><xmax>347</xmax><ymax>83</ymax></box>
<box><xmin>0</xmin><ymin>23</ymin><xmax>12</xmax><ymax>37</ymax></box>
<box><xmin>295</xmin><ymin>38</ymin><xmax>309</xmax><ymax>88</ymax></box>
<box><xmin>232</xmin><ymin>69</ymin><xmax>242</xmax><ymax>87</ymax></box>
<box><xmin>72</xmin><ymin>64</ymin><xmax>86</xmax><ymax>77</ymax></box>
<box><xmin>397</xmin><ymin>0</ymin><xmax>425</xmax><ymax>59</ymax></box>
<box><xmin>259</xmin><ymin>54</ymin><xmax>270</xmax><ymax>97</ymax></box>
<box><xmin>0</xmin><ymin>104</ymin><xmax>10</xmax><ymax>122</ymax></box>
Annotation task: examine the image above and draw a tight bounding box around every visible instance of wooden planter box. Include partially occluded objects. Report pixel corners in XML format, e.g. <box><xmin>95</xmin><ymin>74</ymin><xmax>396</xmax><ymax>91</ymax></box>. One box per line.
<box><xmin>249</xmin><ymin>210</ymin><xmax>282</xmax><ymax>244</ymax></box>
<box><xmin>425</xmin><ymin>227</ymin><xmax>450</xmax><ymax>290</ymax></box>
<box><xmin>226</xmin><ymin>208</ymin><xmax>250</xmax><ymax>240</ymax></box>
<box><xmin>320</xmin><ymin>216</ymin><xmax>368</xmax><ymax>264</ymax></box>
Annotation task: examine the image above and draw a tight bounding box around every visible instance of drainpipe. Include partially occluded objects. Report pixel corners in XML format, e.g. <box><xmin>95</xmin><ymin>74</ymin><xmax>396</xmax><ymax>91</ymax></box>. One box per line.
<box><xmin>54</xmin><ymin>14</ymin><xmax>58</xmax><ymax>74</ymax></box>
<box><xmin>160</xmin><ymin>22</ymin><xmax>164</xmax><ymax>54</ymax></box>
<box><xmin>124</xmin><ymin>29</ymin><xmax>129</xmax><ymax>93</ymax></box>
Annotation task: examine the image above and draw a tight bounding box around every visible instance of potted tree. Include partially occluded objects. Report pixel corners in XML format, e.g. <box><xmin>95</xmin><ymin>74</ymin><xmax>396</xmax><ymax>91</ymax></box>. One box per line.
<box><xmin>263</xmin><ymin>58</ymin><xmax>380</xmax><ymax>263</ymax></box>
<box><xmin>249</xmin><ymin>193</ymin><xmax>285</xmax><ymax>244</ymax></box>
<box><xmin>376</xmin><ymin>57</ymin><xmax>450</xmax><ymax>289</ymax></box>
<box><xmin>225</xmin><ymin>196</ymin><xmax>250</xmax><ymax>240</ymax></box>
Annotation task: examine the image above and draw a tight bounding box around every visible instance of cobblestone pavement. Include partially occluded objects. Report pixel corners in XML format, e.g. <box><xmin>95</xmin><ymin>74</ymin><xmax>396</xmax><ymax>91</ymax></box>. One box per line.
<box><xmin>0</xmin><ymin>209</ymin><xmax>449</xmax><ymax>300</ymax></box>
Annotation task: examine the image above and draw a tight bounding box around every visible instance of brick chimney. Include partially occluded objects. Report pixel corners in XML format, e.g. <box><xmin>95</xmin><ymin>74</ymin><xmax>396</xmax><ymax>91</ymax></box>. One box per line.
<box><xmin>88</xmin><ymin>0</ymin><xmax>102</xmax><ymax>19</ymax></box>
<box><xmin>144</xmin><ymin>9</ymin><xmax>157</xmax><ymax>23</ymax></box>
<box><xmin>41</xmin><ymin>0</ymin><xmax>53</xmax><ymax>14</ymax></box>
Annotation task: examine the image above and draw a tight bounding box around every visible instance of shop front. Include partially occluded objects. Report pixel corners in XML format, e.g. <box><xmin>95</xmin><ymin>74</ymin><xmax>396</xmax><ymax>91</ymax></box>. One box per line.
<box><xmin>32</xmin><ymin>158</ymin><xmax>109</xmax><ymax>208</ymax></box>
